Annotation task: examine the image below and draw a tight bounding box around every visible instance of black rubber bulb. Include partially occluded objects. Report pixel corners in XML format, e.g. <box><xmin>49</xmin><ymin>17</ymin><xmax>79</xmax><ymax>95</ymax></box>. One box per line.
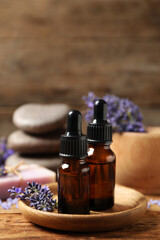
<box><xmin>66</xmin><ymin>110</ymin><xmax>82</xmax><ymax>136</ymax></box>
<box><xmin>93</xmin><ymin>99</ymin><xmax>108</xmax><ymax>125</ymax></box>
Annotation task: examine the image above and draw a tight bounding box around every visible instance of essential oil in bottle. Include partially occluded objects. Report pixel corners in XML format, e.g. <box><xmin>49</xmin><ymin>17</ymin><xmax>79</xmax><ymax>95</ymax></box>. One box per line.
<box><xmin>86</xmin><ymin>99</ymin><xmax>116</xmax><ymax>211</ymax></box>
<box><xmin>58</xmin><ymin>110</ymin><xmax>90</xmax><ymax>214</ymax></box>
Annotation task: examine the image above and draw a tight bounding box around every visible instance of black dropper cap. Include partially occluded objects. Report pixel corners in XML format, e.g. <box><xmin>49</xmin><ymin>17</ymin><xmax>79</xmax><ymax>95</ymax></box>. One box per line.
<box><xmin>87</xmin><ymin>99</ymin><xmax>112</xmax><ymax>143</ymax></box>
<box><xmin>59</xmin><ymin>110</ymin><xmax>87</xmax><ymax>158</ymax></box>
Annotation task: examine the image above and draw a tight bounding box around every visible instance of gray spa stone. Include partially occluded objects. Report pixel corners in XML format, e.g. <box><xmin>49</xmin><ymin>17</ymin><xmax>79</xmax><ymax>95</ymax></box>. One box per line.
<box><xmin>13</xmin><ymin>103</ymin><xmax>69</xmax><ymax>134</ymax></box>
<box><xmin>6</xmin><ymin>153</ymin><xmax>62</xmax><ymax>172</ymax></box>
<box><xmin>7</xmin><ymin>129</ymin><xmax>64</xmax><ymax>154</ymax></box>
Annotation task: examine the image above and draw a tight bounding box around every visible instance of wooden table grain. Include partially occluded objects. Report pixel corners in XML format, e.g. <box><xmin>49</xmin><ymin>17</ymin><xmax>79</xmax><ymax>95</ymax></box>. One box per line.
<box><xmin>0</xmin><ymin>196</ymin><xmax>160</xmax><ymax>240</ymax></box>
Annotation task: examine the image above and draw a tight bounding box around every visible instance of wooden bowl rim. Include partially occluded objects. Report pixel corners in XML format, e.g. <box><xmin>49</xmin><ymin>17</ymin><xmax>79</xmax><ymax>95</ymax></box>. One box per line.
<box><xmin>113</xmin><ymin>126</ymin><xmax>160</xmax><ymax>137</ymax></box>
<box><xmin>19</xmin><ymin>183</ymin><xmax>147</xmax><ymax>219</ymax></box>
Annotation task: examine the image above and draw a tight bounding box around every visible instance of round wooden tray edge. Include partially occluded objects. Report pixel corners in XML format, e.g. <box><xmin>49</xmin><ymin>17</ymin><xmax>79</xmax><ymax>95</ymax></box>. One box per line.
<box><xmin>18</xmin><ymin>183</ymin><xmax>147</xmax><ymax>232</ymax></box>
<box><xmin>19</xmin><ymin>196</ymin><xmax>147</xmax><ymax>219</ymax></box>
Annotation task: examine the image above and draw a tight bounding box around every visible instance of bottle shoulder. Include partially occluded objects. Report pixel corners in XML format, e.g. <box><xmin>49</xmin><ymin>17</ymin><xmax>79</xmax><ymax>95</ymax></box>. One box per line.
<box><xmin>87</xmin><ymin>144</ymin><xmax>116</xmax><ymax>163</ymax></box>
<box><xmin>58</xmin><ymin>158</ymin><xmax>90</xmax><ymax>173</ymax></box>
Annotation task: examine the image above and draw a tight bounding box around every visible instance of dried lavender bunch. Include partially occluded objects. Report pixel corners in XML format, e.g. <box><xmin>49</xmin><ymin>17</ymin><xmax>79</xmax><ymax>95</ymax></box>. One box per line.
<box><xmin>82</xmin><ymin>92</ymin><xmax>146</xmax><ymax>133</ymax></box>
<box><xmin>8</xmin><ymin>181</ymin><xmax>58</xmax><ymax>212</ymax></box>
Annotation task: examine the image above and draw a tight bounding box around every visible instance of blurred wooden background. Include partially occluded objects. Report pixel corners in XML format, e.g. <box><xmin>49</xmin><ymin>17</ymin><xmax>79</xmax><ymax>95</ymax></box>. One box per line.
<box><xmin>0</xmin><ymin>0</ymin><xmax>160</xmax><ymax>135</ymax></box>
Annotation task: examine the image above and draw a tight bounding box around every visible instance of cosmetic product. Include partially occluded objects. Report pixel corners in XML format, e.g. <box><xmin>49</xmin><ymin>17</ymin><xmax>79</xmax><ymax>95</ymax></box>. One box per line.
<box><xmin>58</xmin><ymin>110</ymin><xmax>90</xmax><ymax>214</ymax></box>
<box><xmin>86</xmin><ymin>99</ymin><xmax>116</xmax><ymax>211</ymax></box>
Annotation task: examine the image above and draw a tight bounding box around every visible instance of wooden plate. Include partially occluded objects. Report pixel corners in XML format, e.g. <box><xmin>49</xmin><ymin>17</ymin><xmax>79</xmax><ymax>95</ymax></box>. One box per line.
<box><xmin>18</xmin><ymin>183</ymin><xmax>147</xmax><ymax>232</ymax></box>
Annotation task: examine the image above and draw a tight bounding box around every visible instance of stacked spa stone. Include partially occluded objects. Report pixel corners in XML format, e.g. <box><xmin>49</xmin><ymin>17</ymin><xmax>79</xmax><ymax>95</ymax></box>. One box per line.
<box><xmin>6</xmin><ymin>103</ymin><xmax>70</xmax><ymax>171</ymax></box>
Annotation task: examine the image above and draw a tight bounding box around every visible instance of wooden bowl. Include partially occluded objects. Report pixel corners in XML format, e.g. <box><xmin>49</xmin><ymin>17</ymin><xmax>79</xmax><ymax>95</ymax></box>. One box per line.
<box><xmin>18</xmin><ymin>183</ymin><xmax>147</xmax><ymax>232</ymax></box>
<box><xmin>112</xmin><ymin>127</ymin><xmax>160</xmax><ymax>194</ymax></box>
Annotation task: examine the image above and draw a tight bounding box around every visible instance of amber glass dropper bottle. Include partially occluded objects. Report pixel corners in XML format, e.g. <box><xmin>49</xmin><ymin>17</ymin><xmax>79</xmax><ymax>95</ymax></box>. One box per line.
<box><xmin>86</xmin><ymin>99</ymin><xmax>116</xmax><ymax>211</ymax></box>
<box><xmin>58</xmin><ymin>110</ymin><xmax>90</xmax><ymax>214</ymax></box>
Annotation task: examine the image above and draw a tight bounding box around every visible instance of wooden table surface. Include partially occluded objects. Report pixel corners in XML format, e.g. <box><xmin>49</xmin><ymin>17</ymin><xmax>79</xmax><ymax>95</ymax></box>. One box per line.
<box><xmin>0</xmin><ymin>196</ymin><xmax>160</xmax><ymax>240</ymax></box>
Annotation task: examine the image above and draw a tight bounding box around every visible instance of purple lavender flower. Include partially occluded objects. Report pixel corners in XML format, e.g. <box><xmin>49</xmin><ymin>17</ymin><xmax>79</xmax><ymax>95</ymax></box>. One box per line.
<box><xmin>8</xmin><ymin>182</ymin><xmax>58</xmax><ymax>212</ymax></box>
<box><xmin>28</xmin><ymin>183</ymin><xmax>57</xmax><ymax>212</ymax></box>
<box><xmin>36</xmin><ymin>199</ymin><xmax>57</xmax><ymax>212</ymax></box>
<box><xmin>26</xmin><ymin>181</ymin><xmax>42</xmax><ymax>193</ymax></box>
<box><xmin>6</xmin><ymin>198</ymin><xmax>13</xmax><ymax>203</ymax></box>
<box><xmin>1</xmin><ymin>202</ymin><xmax>11</xmax><ymax>210</ymax></box>
<box><xmin>29</xmin><ymin>192</ymin><xmax>55</xmax><ymax>212</ymax></box>
<box><xmin>0</xmin><ymin>198</ymin><xmax>19</xmax><ymax>210</ymax></box>
<box><xmin>0</xmin><ymin>165</ymin><xmax>7</xmax><ymax>177</ymax></box>
<box><xmin>8</xmin><ymin>187</ymin><xmax>23</xmax><ymax>198</ymax></box>
<box><xmin>0</xmin><ymin>138</ymin><xmax>14</xmax><ymax>166</ymax></box>
<box><xmin>83</xmin><ymin>92</ymin><xmax>146</xmax><ymax>133</ymax></box>
<box><xmin>148</xmin><ymin>199</ymin><xmax>160</xmax><ymax>208</ymax></box>
<box><xmin>42</xmin><ymin>185</ymin><xmax>50</xmax><ymax>191</ymax></box>
<box><xmin>10</xmin><ymin>198</ymin><xmax>18</xmax><ymax>205</ymax></box>
<box><xmin>0</xmin><ymin>138</ymin><xmax>14</xmax><ymax>178</ymax></box>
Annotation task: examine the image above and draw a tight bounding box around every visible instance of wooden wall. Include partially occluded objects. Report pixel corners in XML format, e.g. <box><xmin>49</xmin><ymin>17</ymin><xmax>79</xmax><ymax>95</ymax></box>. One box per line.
<box><xmin>0</xmin><ymin>0</ymin><xmax>160</xmax><ymax>135</ymax></box>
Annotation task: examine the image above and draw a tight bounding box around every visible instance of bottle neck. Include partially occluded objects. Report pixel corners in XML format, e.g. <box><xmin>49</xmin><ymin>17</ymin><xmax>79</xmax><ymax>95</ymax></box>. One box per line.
<box><xmin>88</xmin><ymin>141</ymin><xmax>111</xmax><ymax>148</ymax></box>
<box><xmin>61</xmin><ymin>157</ymin><xmax>86</xmax><ymax>162</ymax></box>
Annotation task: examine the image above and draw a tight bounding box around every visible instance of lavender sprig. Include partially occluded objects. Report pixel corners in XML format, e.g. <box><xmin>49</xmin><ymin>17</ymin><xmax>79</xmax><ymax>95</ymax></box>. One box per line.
<box><xmin>0</xmin><ymin>138</ymin><xmax>14</xmax><ymax>166</ymax></box>
<box><xmin>82</xmin><ymin>92</ymin><xmax>146</xmax><ymax>133</ymax></box>
<box><xmin>26</xmin><ymin>181</ymin><xmax>42</xmax><ymax>193</ymax></box>
<box><xmin>0</xmin><ymin>165</ymin><xmax>7</xmax><ymax>177</ymax></box>
<box><xmin>148</xmin><ymin>199</ymin><xmax>160</xmax><ymax>208</ymax></box>
<box><xmin>0</xmin><ymin>138</ymin><xmax>14</xmax><ymax>178</ymax></box>
<box><xmin>8</xmin><ymin>187</ymin><xmax>23</xmax><ymax>198</ymax></box>
<box><xmin>0</xmin><ymin>198</ymin><xmax>18</xmax><ymax>210</ymax></box>
<box><xmin>8</xmin><ymin>181</ymin><xmax>58</xmax><ymax>212</ymax></box>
